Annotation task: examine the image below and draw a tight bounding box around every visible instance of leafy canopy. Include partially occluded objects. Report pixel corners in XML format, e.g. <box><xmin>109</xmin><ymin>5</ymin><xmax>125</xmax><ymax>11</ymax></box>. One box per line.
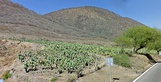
<box><xmin>146</xmin><ymin>28</ymin><xmax>161</xmax><ymax>54</ymax></box>
<box><xmin>114</xmin><ymin>26</ymin><xmax>161</xmax><ymax>53</ymax></box>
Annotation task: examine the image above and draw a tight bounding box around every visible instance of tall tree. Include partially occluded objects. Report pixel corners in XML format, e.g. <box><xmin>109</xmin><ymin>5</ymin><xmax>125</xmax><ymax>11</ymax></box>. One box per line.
<box><xmin>114</xmin><ymin>26</ymin><xmax>161</xmax><ymax>53</ymax></box>
<box><xmin>113</xmin><ymin>35</ymin><xmax>134</xmax><ymax>52</ymax></box>
<box><xmin>146</xmin><ymin>28</ymin><xmax>161</xmax><ymax>54</ymax></box>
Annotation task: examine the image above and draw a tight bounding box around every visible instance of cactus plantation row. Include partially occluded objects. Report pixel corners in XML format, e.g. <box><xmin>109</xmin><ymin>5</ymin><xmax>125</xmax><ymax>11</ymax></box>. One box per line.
<box><xmin>17</xmin><ymin>40</ymin><xmax>131</xmax><ymax>76</ymax></box>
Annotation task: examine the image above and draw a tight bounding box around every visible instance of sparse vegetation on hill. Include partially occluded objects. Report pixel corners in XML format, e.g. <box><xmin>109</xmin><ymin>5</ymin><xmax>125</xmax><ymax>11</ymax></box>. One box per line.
<box><xmin>0</xmin><ymin>0</ymin><xmax>144</xmax><ymax>40</ymax></box>
<box><xmin>44</xmin><ymin>6</ymin><xmax>144</xmax><ymax>39</ymax></box>
<box><xmin>0</xmin><ymin>0</ymin><xmax>63</xmax><ymax>30</ymax></box>
<box><xmin>0</xmin><ymin>0</ymin><xmax>65</xmax><ymax>39</ymax></box>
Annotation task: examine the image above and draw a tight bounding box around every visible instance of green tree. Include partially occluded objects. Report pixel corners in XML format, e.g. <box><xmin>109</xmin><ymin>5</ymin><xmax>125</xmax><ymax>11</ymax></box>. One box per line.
<box><xmin>114</xmin><ymin>35</ymin><xmax>134</xmax><ymax>52</ymax></box>
<box><xmin>147</xmin><ymin>39</ymin><xmax>161</xmax><ymax>54</ymax></box>
<box><xmin>146</xmin><ymin>28</ymin><xmax>161</xmax><ymax>54</ymax></box>
<box><xmin>114</xmin><ymin>26</ymin><xmax>161</xmax><ymax>53</ymax></box>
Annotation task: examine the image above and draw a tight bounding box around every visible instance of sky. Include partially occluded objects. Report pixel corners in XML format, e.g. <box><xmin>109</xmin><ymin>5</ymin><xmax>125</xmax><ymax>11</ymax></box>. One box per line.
<box><xmin>11</xmin><ymin>0</ymin><xmax>161</xmax><ymax>28</ymax></box>
<box><xmin>0</xmin><ymin>79</ymin><xmax>3</xmax><ymax>82</ymax></box>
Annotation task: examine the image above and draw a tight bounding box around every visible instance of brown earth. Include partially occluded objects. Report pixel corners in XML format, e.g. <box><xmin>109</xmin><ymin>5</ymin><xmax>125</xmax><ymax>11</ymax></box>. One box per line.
<box><xmin>0</xmin><ymin>39</ymin><xmax>43</xmax><ymax>79</ymax></box>
<box><xmin>0</xmin><ymin>39</ymin><xmax>161</xmax><ymax>82</ymax></box>
<box><xmin>78</xmin><ymin>54</ymin><xmax>161</xmax><ymax>82</ymax></box>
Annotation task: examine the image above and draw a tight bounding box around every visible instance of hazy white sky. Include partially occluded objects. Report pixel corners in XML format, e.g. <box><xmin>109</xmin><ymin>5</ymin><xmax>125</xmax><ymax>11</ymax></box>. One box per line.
<box><xmin>11</xmin><ymin>0</ymin><xmax>161</xmax><ymax>28</ymax></box>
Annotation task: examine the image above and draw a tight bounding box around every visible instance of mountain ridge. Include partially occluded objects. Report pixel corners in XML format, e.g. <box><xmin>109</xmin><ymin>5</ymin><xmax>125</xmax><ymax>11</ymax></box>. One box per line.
<box><xmin>0</xmin><ymin>0</ymin><xmax>144</xmax><ymax>41</ymax></box>
<box><xmin>44</xmin><ymin>6</ymin><xmax>144</xmax><ymax>39</ymax></box>
<box><xmin>0</xmin><ymin>0</ymin><xmax>65</xmax><ymax>39</ymax></box>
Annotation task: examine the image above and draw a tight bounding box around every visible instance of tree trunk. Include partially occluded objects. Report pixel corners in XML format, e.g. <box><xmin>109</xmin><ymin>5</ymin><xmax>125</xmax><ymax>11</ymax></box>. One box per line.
<box><xmin>157</xmin><ymin>50</ymin><xmax>160</xmax><ymax>55</ymax></box>
<box><xmin>135</xmin><ymin>46</ymin><xmax>144</xmax><ymax>53</ymax></box>
<box><xmin>133</xmin><ymin>46</ymin><xmax>136</xmax><ymax>53</ymax></box>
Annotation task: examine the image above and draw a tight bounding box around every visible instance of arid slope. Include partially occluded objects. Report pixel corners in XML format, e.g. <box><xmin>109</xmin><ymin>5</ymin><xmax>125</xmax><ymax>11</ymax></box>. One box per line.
<box><xmin>0</xmin><ymin>0</ymin><xmax>144</xmax><ymax>40</ymax></box>
<box><xmin>44</xmin><ymin>6</ymin><xmax>144</xmax><ymax>39</ymax></box>
<box><xmin>0</xmin><ymin>0</ymin><xmax>64</xmax><ymax>39</ymax></box>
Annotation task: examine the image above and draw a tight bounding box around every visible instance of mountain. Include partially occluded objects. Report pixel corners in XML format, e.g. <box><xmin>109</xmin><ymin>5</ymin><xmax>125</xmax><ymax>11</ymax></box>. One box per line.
<box><xmin>44</xmin><ymin>6</ymin><xmax>144</xmax><ymax>39</ymax></box>
<box><xmin>0</xmin><ymin>0</ymin><xmax>144</xmax><ymax>41</ymax></box>
<box><xmin>0</xmin><ymin>0</ymin><xmax>65</xmax><ymax>39</ymax></box>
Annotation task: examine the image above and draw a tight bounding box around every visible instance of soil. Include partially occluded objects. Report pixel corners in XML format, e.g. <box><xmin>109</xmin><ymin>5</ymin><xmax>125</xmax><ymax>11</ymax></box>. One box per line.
<box><xmin>0</xmin><ymin>39</ymin><xmax>161</xmax><ymax>82</ymax></box>
<box><xmin>78</xmin><ymin>55</ymin><xmax>155</xmax><ymax>82</ymax></box>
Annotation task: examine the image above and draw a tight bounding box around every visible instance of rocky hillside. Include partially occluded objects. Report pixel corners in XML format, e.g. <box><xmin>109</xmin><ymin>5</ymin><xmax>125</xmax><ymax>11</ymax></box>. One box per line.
<box><xmin>0</xmin><ymin>0</ymin><xmax>144</xmax><ymax>40</ymax></box>
<box><xmin>44</xmin><ymin>6</ymin><xmax>144</xmax><ymax>39</ymax></box>
<box><xmin>0</xmin><ymin>0</ymin><xmax>65</xmax><ymax>39</ymax></box>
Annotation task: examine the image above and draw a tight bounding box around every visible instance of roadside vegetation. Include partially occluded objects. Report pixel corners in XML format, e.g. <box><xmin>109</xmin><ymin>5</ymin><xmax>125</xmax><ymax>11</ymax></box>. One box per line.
<box><xmin>114</xmin><ymin>26</ymin><xmax>161</xmax><ymax>54</ymax></box>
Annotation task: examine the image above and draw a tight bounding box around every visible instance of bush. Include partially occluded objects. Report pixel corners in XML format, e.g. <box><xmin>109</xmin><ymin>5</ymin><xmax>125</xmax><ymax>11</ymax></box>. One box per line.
<box><xmin>113</xmin><ymin>54</ymin><xmax>131</xmax><ymax>68</ymax></box>
<box><xmin>50</xmin><ymin>77</ymin><xmax>57</xmax><ymax>82</ymax></box>
<box><xmin>2</xmin><ymin>71</ymin><xmax>12</xmax><ymax>80</ymax></box>
<box><xmin>66</xmin><ymin>76</ymin><xmax>77</xmax><ymax>82</ymax></box>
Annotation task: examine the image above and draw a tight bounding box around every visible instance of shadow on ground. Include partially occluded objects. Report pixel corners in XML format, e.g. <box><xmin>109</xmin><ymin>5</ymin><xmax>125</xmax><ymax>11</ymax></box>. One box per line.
<box><xmin>139</xmin><ymin>53</ymin><xmax>157</xmax><ymax>63</ymax></box>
